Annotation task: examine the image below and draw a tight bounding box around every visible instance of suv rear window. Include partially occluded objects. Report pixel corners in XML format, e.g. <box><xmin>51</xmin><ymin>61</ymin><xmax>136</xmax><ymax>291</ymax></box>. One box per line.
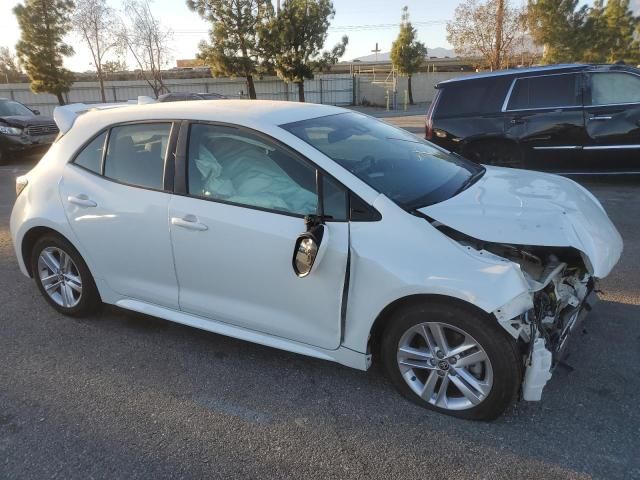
<box><xmin>433</xmin><ymin>77</ymin><xmax>511</xmax><ymax>118</ymax></box>
<box><xmin>507</xmin><ymin>73</ymin><xmax>582</xmax><ymax>110</ymax></box>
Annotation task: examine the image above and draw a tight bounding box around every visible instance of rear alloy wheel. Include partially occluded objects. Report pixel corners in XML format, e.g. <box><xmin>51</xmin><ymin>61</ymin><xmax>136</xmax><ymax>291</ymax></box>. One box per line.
<box><xmin>31</xmin><ymin>234</ymin><xmax>101</xmax><ymax>316</ymax></box>
<box><xmin>466</xmin><ymin>142</ymin><xmax>523</xmax><ymax>168</ymax></box>
<box><xmin>381</xmin><ymin>301</ymin><xmax>521</xmax><ymax>420</ymax></box>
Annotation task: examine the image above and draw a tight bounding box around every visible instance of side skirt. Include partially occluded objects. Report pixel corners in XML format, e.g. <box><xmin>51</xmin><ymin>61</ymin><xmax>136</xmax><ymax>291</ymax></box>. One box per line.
<box><xmin>115</xmin><ymin>298</ymin><xmax>372</xmax><ymax>371</ymax></box>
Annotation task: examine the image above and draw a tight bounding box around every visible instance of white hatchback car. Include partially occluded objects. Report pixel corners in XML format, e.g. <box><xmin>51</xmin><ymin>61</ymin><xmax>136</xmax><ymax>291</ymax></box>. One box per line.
<box><xmin>10</xmin><ymin>100</ymin><xmax>622</xmax><ymax>420</ymax></box>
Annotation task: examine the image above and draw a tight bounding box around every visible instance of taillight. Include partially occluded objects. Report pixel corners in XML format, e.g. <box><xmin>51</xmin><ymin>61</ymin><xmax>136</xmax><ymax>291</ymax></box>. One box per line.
<box><xmin>425</xmin><ymin>91</ymin><xmax>439</xmax><ymax>140</ymax></box>
<box><xmin>16</xmin><ymin>175</ymin><xmax>28</xmax><ymax>197</ymax></box>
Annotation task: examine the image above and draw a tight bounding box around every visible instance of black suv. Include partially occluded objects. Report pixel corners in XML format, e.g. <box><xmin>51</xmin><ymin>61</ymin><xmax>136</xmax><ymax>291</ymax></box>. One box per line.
<box><xmin>0</xmin><ymin>98</ymin><xmax>59</xmax><ymax>165</ymax></box>
<box><xmin>426</xmin><ymin>64</ymin><xmax>640</xmax><ymax>172</ymax></box>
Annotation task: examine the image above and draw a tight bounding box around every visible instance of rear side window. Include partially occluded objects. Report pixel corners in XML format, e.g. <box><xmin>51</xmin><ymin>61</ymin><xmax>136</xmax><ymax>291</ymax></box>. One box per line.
<box><xmin>507</xmin><ymin>74</ymin><xmax>582</xmax><ymax>110</ymax></box>
<box><xmin>433</xmin><ymin>77</ymin><xmax>511</xmax><ymax>118</ymax></box>
<box><xmin>73</xmin><ymin>131</ymin><xmax>107</xmax><ymax>174</ymax></box>
<box><xmin>104</xmin><ymin>123</ymin><xmax>171</xmax><ymax>190</ymax></box>
<box><xmin>590</xmin><ymin>72</ymin><xmax>640</xmax><ymax>105</ymax></box>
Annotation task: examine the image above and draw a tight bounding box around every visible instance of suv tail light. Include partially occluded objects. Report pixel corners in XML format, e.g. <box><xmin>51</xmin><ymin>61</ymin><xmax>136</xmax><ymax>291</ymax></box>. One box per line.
<box><xmin>425</xmin><ymin>91</ymin><xmax>440</xmax><ymax>140</ymax></box>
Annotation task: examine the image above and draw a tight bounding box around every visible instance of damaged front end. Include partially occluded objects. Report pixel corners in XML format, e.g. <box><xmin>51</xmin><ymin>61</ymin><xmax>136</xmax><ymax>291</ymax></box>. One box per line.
<box><xmin>438</xmin><ymin>225</ymin><xmax>598</xmax><ymax>401</ymax></box>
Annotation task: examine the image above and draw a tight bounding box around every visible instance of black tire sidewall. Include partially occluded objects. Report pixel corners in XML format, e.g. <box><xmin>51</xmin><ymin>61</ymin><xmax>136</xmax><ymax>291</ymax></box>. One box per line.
<box><xmin>30</xmin><ymin>234</ymin><xmax>101</xmax><ymax>317</ymax></box>
<box><xmin>381</xmin><ymin>301</ymin><xmax>522</xmax><ymax>421</ymax></box>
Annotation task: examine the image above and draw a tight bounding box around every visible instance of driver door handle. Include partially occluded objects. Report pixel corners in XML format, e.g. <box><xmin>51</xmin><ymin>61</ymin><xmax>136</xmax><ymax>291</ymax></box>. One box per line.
<box><xmin>67</xmin><ymin>195</ymin><xmax>97</xmax><ymax>208</ymax></box>
<box><xmin>171</xmin><ymin>215</ymin><xmax>208</xmax><ymax>231</ymax></box>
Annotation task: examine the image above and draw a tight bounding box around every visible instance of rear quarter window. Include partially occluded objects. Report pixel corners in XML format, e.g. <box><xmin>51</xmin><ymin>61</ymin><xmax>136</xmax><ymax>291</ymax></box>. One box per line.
<box><xmin>433</xmin><ymin>77</ymin><xmax>511</xmax><ymax>118</ymax></box>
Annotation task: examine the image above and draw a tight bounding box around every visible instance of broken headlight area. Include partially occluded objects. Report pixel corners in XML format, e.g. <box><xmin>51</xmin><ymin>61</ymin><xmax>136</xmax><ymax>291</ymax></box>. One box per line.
<box><xmin>435</xmin><ymin>223</ymin><xmax>598</xmax><ymax>400</ymax></box>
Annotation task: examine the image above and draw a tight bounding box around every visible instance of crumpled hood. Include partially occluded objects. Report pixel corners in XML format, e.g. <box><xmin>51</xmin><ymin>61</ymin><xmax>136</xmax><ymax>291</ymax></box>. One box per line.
<box><xmin>419</xmin><ymin>166</ymin><xmax>623</xmax><ymax>278</ymax></box>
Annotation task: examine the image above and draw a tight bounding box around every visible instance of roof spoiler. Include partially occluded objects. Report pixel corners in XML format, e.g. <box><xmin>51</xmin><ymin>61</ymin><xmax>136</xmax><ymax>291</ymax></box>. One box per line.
<box><xmin>53</xmin><ymin>96</ymin><xmax>157</xmax><ymax>134</ymax></box>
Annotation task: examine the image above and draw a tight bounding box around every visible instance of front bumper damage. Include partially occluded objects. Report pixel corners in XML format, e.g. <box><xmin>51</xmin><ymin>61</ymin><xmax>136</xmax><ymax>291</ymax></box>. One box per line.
<box><xmin>494</xmin><ymin>262</ymin><xmax>598</xmax><ymax>402</ymax></box>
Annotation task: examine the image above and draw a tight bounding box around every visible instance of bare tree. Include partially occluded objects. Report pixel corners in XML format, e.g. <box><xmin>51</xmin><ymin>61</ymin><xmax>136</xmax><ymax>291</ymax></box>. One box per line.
<box><xmin>0</xmin><ymin>47</ymin><xmax>22</xmax><ymax>83</ymax></box>
<box><xmin>446</xmin><ymin>0</ymin><xmax>526</xmax><ymax>70</ymax></box>
<box><xmin>73</xmin><ymin>0</ymin><xmax>118</xmax><ymax>102</ymax></box>
<box><xmin>118</xmin><ymin>0</ymin><xmax>172</xmax><ymax>98</ymax></box>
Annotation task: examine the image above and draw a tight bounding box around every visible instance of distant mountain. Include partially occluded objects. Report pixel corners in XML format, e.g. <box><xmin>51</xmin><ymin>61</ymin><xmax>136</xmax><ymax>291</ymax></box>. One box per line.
<box><xmin>352</xmin><ymin>47</ymin><xmax>456</xmax><ymax>62</ymax></box>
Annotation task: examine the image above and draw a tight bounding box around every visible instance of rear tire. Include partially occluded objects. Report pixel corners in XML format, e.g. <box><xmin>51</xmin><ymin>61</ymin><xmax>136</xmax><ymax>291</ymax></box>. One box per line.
<box><xmin>380</xmin><ymin>300</ymin><xmax>522</xmax><ymax>421</ymax></box>
<box><xmin>30</xmin><ymin>233</ymin><xmax>101</xmax><ymax>317</ymax></box>
<box><xmin>465</xmin><ymin>141</ymin><xmax>524</xmax><ymax>168</ymax></box>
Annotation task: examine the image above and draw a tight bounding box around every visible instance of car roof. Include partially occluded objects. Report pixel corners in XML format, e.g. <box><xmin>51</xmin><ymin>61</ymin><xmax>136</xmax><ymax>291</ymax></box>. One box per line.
<box><xmin>73</xmin><ymin>100</ymin><xmax>345</xmax><ymax>133</ymax></box>
<box><xmin>435</xmin><ymin>63</ymin><xmax>640</xmax><ymax>88</ymax></box>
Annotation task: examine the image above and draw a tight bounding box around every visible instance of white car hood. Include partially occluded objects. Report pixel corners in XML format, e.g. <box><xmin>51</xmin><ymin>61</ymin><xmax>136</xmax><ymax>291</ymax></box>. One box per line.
<box><xmin>419</xmin><ymin>166</ymin><xmax>623</xmax><ymax>278</ymax></box>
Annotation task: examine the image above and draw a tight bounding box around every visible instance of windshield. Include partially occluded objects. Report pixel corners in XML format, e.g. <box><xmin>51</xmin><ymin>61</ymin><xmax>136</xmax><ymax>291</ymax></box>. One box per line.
<box><xmin>0</xmin><ymin>100</ymin><xmax>34</xmax><ymax>117</ymax></box>
<box><xmin>281</xmin><ymin>112</ymin><xmax>483</xmax><ymax>209</ymax></box>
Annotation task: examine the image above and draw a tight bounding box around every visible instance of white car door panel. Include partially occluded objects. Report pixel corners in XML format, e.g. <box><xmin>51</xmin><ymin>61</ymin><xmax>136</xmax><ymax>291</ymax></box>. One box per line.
<box><xmin>169</xmin><ymin>196</ymin><xmax>349</xmax><ymax>350</ymax></box>
<box><xmin>60</xmin><ymin>165</ymin><xmax>179</xmax><ymax>308</ymax></box>
<box><xmin>59</xmin><ymin>121</ymin><xmax>179</xmax><ymax>309</ymax></box>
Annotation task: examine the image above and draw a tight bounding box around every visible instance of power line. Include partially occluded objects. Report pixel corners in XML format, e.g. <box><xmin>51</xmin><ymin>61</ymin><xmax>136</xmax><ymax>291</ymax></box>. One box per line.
<box><xmin>171</xmin><ymin>20</ymin><xmax>448</xmax><ymax>36</ymax></box>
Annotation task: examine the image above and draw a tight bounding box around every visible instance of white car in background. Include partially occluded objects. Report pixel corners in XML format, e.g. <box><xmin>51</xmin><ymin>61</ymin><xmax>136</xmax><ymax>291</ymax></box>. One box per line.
<box><xmin>10</xmin><ymin>100</ymin><xmax>622</xmax><ymax>420</ymax></box>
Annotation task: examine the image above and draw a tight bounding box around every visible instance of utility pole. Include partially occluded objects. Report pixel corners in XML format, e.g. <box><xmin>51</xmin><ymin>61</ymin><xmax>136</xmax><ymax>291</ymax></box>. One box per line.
<box><xmin>371</xmin><ymin>42</ymin><xmax>381</xmax><ymax>62</ymax></box>
<box><xmin>494</xmin><ymin>0</ymin><xmax>504</xmax><ymax>71</ymax></box>
<box><xmin>276</xmin><ymin>0</ymin><xmax>280</xmax><ymax>15</ymax></box>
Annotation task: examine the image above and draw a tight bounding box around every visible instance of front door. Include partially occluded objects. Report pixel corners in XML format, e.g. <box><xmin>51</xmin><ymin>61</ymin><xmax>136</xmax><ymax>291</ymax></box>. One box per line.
<box><xmin>583</xmin><ymin>71</ymin><xmax>640</xmax><ymax>171</ymax></box>
<box><xmin>59</xmin><ymin>122</ymin><xmax>180</xmax><ymax>309</ymax></box>
<box><xmin>502</xmin><ymin>72</ymin><xmax>587</xmax><ymax>172</ymax></box>
<box><xmin>169</xmin><ymin>123</ymin><xmax>349</xmax><ymax>350</ymax></box>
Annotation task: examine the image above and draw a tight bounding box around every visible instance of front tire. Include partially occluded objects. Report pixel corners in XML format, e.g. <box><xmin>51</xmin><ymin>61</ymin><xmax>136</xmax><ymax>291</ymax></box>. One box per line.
<box><xmin>30</xmin><ymin>234</ymin><xmax>101</xmax><ymax>317</ymax></box>
<box><xmin>381</xmin><ymin>301</ymin><xmax>522</xmax><ymax>420</ymax></box>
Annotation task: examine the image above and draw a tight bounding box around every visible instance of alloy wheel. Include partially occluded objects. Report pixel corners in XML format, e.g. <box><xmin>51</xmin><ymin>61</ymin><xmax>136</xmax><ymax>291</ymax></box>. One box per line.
<box><xmin>37</xmin><ymin>246</ymin><xmax>83</xmax><ymax>308</ymax></box>
<box><xmin>396</xmin><ymin>321</ymin><xmax>493</xmax><ymax>411</ymax></box>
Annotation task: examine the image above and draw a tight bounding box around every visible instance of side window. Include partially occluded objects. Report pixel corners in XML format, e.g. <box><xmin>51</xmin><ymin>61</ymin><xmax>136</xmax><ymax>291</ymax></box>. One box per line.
<box><xmin>187</xmin><ymin>124</ymin><xmax>318</xmax><ymax>216</ymax></box>
<box><xmin>433</xmin><ymin>77</ymin><xmax>512</xmax><ymax>118</ymax></box>
<box><xmin>323</xmin><ymin>175</ymin><xmax>348</xmax><ymax>221</ymax></box>
<box><xmin>507</xmin><ymin>74</ymin><xmax>582</xmax><ymax>110</ymax></box>
<box><xmin>104</xmin><ymin>123</ymin><xmax>171</xmax><ymax>190</ymax></box>
<box><xmin>73</xmin><ymin>131</ymin><xmax>107</xmax><ymax>174</ymax></box>
<box><xmin>591</xmin><ymin>72</ymin><xmax>640</xmax><ymax>105</ymax></box>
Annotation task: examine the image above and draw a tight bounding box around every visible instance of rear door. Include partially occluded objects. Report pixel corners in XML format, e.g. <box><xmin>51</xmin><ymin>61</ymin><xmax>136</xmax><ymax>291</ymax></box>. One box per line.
<box><xmin>502</xmin><ymin>72</ymin><xmax>587</xmax><ymax>171</ymax></box>
<box><xmin>59</xmin><ymin>122</ymin><xmax>180</xmax><ymax>308</ymax></box>
<box><xmin>583</xmin><ymin>70</ymin><xmax>640</xmax><ymax>171</ymax></box>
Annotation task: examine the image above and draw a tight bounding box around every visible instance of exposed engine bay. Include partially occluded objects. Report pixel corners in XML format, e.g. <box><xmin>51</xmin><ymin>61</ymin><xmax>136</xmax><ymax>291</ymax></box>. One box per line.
<box><xmin>435</xmin><ymin>223</ymin><xmax>597</xmax><ymax>401</ymax></box>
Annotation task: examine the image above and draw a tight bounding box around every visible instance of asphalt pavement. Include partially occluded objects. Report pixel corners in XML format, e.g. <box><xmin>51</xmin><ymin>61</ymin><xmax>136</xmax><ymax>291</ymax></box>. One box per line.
<box><xmin>1</xmin><ymin>130</ymin><xmax>639</xmax><ymax>479</ymax></box>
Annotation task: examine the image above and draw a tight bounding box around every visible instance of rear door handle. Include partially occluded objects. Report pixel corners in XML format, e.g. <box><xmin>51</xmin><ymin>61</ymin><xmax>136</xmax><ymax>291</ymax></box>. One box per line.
<box><xmin>67</xmin><ymin>195</ymin><xmax>97</xmax><ymax>208</ymax></box>
<box><xmin>589</xmin><ymin>116</ymin><xmax>612</xmax><ymax>121</ymax></box>
<box><xmin>171</xmin><ymin>215</ymin><xmax>208</xmax><ymax>231</ymax></box>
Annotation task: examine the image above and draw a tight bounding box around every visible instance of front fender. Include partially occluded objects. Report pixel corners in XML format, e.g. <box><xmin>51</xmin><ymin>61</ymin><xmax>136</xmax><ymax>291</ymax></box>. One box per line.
<box><xmin>341</xmin><ymin>196</ymin><xmax>532</xmax><ymax>354</ymax></box>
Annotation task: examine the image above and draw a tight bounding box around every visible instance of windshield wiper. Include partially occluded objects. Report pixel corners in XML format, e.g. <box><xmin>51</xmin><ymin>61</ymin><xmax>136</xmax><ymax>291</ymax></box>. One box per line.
<box><xmin>453</xmin><ymin>167</ymin><xmax>486</xmax><ymax>196</ymax></box>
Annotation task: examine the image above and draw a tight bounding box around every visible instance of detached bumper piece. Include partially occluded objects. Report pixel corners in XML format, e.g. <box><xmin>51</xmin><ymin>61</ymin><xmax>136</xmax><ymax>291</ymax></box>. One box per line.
<box><xmin>522</xmin><ymin>287</ymin><xmax>598</xmax><ymax>402</ymax></box>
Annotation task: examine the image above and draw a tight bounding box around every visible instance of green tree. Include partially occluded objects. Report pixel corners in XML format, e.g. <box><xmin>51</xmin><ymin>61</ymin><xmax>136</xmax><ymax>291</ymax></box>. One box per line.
<box><xmin>526</xmin><ymin>0</ymin><xmax>587</xmax><ymax>63</ymax></box>
<box><xmin>260</xmin><ymin>0</ymin><xmax>347</xmax><ymax>102</ymax></box>
<box><xmin>13</xmin><ymin>0</ymin><xmax>75</xmax><ymax>105</ymax></box>
<box><xmin>187</xmin><ymin>0</ymin><xmax>273</xmax><ymax>99</ymax></box>
<box><xmin>598</xmin><ymin>0</ymin><xmax>638</xmax><ymax>63</ymax></box>
<box><xmin>0</xmin><ymin>47</ymin><xmax>22</xmax><ymax>83</ymax></box>
<box><xmin>391</xmin><ymin>6</ymin><xmax>428</xmax><ymax>105</ymax></box>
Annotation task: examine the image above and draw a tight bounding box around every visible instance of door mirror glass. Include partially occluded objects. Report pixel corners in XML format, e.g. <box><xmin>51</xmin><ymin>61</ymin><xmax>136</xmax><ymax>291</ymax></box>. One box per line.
<box><xmin>292</xmin><ymin>220</ymin><xmax>325</xmax><ymax>277</ymax></box>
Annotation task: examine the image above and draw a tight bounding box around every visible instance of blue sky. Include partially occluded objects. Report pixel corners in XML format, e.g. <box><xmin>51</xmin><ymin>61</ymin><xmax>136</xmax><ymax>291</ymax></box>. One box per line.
<box><xmin>0</xmin><ymin>0</ymin><xmax>605</xmax><ymax>72</ymax></box>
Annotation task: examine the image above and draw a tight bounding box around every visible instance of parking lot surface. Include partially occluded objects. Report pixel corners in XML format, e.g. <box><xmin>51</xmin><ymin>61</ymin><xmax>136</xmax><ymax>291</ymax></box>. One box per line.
<box><xmin>1</xmin><ymin>123</ymin><xmax>639</xmax><ymax>479</ymax></box>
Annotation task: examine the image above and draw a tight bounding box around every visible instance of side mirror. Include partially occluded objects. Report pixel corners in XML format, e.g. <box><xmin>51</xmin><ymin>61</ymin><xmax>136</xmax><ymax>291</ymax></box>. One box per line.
<box><xmin>292</xmin><ymin>216</ymin><xmax>325</xmax><ymax>278</ymax></box>
<box><xmin>32</xmin><ymin>109</ymin><xmax>40</xmax><ymax>115</ymax></box>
